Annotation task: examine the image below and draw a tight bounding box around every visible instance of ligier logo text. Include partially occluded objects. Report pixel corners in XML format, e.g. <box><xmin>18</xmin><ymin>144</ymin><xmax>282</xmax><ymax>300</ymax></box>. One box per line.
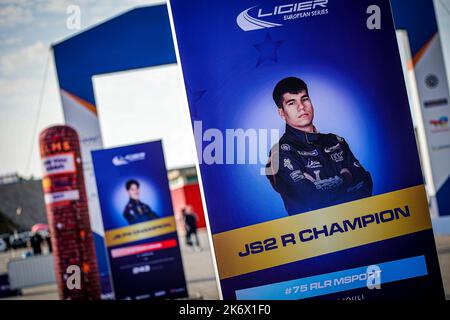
<box><xmin>112</xmin><ymin>152</ymin><xmax>146</xmax><ymax>166</ymax></box>
<box><xmin>237</xmin><ymin>0</ymin><xmax>329</xmax><ymax>31</ymax></box>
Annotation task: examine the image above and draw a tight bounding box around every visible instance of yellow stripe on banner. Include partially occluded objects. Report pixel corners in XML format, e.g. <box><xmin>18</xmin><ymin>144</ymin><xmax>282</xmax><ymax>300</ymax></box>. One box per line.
<box><xmin>105</xmin><ymin>216</ymin><xmax>176</xmax><ymax>247</ymax></box>
<box><xmin>213</xmin><ymin>185</ymin><xmax>432</xmax><ymax>279</ymax></box>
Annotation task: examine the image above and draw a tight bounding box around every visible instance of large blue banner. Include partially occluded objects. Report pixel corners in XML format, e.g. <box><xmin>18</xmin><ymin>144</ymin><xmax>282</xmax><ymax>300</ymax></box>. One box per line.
<box><xmin>92</xmin><ymin>141</ymin><xmax>187</xmax><ymax>300</ymax></box>
<box><xmin>169</xmin><ymin>0</ymin><xmax>444</xmax><ymax>299</ymax></box>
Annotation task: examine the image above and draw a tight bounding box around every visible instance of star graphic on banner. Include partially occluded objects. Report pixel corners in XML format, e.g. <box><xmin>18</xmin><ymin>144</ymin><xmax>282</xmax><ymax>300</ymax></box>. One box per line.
<box><xmin>187</xmin><ymin>86</ymin><xmax>207</xmax><ymax>120</ymax></box>
<box><xmin>253</xmin><ymin>32</ymin><xmax>284</xmax><ymax>67</ymax></box>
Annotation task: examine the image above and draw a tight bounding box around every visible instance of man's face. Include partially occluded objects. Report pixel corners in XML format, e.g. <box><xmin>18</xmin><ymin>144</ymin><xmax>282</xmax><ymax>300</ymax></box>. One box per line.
<box><xmin>278</xmin><ymin>90</ymin><xmax>314</xmax><ymax>130</ymax></box>
<box><xmin>128</xmin><ymin>184</ymin><xmax>140</xmax><ymax>200</ymax></box>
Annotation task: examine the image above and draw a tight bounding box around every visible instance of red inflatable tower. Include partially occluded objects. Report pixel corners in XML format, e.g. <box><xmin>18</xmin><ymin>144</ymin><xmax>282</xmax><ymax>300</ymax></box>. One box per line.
<box><xmin>39</xmin><ymin>125</ymin><xmax>101</xmax><ymax>300</ymax></box>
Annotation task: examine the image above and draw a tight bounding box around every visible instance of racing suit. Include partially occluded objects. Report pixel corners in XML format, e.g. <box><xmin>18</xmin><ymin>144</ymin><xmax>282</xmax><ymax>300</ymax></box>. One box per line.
<box><xmin>267</xmin><ymin>125</ymin><xmax>373</xmax><ymax>216</ymax></box>
<box><xmin>123</xmin><ymin>199</ymin><xmax>159</xmax><ymax>225</ymax></box>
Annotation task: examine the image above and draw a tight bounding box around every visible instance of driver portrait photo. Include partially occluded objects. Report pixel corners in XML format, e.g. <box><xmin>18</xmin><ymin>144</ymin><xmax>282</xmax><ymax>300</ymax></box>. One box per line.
<box><xmin>267</xmin><ymin>77</ymin><xmax>373</xmax><ymax>216</ymax></box>
<box><xmin>123</xmin><ymin>179</ymin><xmax>159</xmax><ymax>225</ymax></box>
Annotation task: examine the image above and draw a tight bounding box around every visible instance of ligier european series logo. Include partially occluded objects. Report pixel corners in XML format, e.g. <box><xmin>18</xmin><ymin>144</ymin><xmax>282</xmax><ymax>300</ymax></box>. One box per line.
<box><xmin>112</xmin><ymin>152</ymin><xmax>146</xmax><ymax>166</ymax></box>
<box><xmin>236</xmin><ymin>0</ymin><xmax>329</xmax><ymax>31</ymax></box>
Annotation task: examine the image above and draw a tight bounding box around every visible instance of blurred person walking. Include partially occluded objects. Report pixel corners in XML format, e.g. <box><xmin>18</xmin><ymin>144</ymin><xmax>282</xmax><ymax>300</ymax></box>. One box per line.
<box><xmin>30</xmin><ymin>232</ymin><xmax>43</xmax><ymax>255</ymax></box>
<box><xmin>46</xmin><ymin>232</ymin><xmax>53</xmax><ymax>253</ymax></box>
<box><xmin>182</xmin><ymin>205</ymin><xmax>201</xmax><ymax>251</ymax></box>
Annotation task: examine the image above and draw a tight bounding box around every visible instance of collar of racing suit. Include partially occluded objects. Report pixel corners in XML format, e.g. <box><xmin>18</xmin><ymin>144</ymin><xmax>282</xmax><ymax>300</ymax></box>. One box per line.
<box><xmin>128</xmin><ymin>198</ymin><xmax>141</xmax><ymax>205</ymax></box>
<box><xmin>285</xmin><ymin>124</ymin><xmax>321</xmax><ymax>145</ymax></box>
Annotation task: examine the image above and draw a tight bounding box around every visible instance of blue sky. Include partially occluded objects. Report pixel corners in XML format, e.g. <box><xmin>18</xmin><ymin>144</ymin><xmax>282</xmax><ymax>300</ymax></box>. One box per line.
<box><xmin>0</xmin><ymin>0</ymin><xmax>171</xmax><ymax>178</ymax></box>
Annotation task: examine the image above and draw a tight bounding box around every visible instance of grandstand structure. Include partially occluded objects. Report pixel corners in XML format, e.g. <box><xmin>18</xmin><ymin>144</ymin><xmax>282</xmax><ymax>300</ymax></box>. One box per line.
<box><xmin>0</xmin><ymin>174</ymin><xmax>47</xmax><ymax>233</ymax></box>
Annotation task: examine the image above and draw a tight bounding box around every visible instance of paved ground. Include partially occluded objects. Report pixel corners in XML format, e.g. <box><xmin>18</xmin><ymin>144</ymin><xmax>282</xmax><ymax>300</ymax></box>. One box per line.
<box><xmin>178</xmin><ymin>230</ymin><xmax>219</xmax><ymax>299</ymax></box>
<box><xmin>435</xmin><ymin>236</ymin><xmax>450</xmax><ymax>299</ymax></box>
<box><xmin>1</xmin><ymin>232</ymin><xmax>449</xmax><ymax>300</ymax></box>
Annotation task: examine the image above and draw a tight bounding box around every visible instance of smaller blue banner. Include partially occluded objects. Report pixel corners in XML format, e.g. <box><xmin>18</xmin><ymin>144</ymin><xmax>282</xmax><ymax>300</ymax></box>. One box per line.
<box><xmin>92</xmin><ymin>141</ymin><xmax>187</xmax><ymax>300</ymax></box>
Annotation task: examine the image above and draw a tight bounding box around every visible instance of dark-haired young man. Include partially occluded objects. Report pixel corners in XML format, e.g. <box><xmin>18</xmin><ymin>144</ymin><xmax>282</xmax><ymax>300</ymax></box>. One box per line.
<box><xmin>123</xmin><ymin>179</ymin><xmax>159</xmax><ymax>225</ymax></box>
<box><xmin>267</xmin><ymin>77</ymin><xmax>373</xmax><ymax>216</ymax></box>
